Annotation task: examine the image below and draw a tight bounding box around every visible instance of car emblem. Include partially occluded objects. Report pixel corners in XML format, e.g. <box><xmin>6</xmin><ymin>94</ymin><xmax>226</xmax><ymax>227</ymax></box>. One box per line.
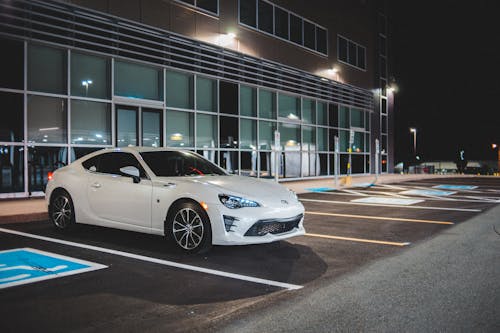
<box><xmin>281</xmin><ymin>200</ymin><xmax>288</xmax><ymax>205</ymax></box>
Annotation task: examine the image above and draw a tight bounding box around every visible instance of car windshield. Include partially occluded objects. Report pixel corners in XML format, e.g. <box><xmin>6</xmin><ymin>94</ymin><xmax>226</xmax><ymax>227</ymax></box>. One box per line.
<box><xmin>140</xmin><ymin>151</ymin><xmax>227</xmax><ymax>177</ymax></box>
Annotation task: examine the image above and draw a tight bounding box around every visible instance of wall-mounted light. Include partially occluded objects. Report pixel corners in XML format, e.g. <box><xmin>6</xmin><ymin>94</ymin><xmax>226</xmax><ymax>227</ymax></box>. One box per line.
<box><xmin>170</xmin><ymin>133</ymin><xmax>183</xmax><ymax>141</ymax></box>
<box><xmin>217</xmin><ymin>32</ymin><xmax>237</xmax><ymax>47</ymax></box>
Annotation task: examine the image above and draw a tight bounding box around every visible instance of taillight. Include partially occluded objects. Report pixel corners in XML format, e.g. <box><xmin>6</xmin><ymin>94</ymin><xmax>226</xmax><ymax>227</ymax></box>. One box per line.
<box><xmin>47</xmin><ymin>172</ymin><xmax>53</xmax><ymax>181</ymax></box>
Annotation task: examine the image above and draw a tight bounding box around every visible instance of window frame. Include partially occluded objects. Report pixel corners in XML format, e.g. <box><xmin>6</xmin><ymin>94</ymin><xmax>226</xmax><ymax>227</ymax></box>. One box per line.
<box><xmin>337</xmin><ymin>35</ymin><xmax>367</xmax><ymax>71</ymax></box>
<box><xmin>174</xmin><ymin>0</ymin><xmax>219</xmax><ymax>16</ymax></box>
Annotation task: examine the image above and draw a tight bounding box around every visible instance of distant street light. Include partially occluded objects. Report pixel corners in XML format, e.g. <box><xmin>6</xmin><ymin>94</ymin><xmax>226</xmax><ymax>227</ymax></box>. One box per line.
<box><xmin>409</xmin><ymin>128</ymin><xmax>417</xmax><ymax>155</ymax></box>
<box><xmin>81</xmin><ymin>79</ymin><xmax>93</xmax><ymax>96</ymax></box>
<box><xmin>492</xmin><ymin>143</ymin><xmax>500</xmax><ymax>175</ymax></box>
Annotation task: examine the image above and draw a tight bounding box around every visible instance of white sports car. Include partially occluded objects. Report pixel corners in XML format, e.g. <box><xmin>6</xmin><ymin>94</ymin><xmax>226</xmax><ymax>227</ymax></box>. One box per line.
<box><xmin>45</xmin><ymin>147</ymin><xmax>305</xmax><ymax>253</ymax></box>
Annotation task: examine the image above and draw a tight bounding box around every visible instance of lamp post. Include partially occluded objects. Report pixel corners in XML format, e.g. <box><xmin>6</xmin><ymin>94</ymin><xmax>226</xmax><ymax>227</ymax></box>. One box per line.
<box><xmin>493</xmin><ymin>143</ymin><xmax>500</xmax><ymax>175</ymax></box>
<box><xmin>409</xmin><ymin>128</ymin><xmax>417</xmax><ymax>155</ymax></box>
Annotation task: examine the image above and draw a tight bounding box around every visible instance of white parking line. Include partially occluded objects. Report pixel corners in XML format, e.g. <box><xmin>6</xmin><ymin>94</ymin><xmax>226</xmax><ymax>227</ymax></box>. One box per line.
<box><xmin>0</xmin><ymin>228</ymin><xmax>303</xmax><ymax>291</ymax></box>
<box><xmin>300</xmin><ymin>198</ymin><xmax>482</xmax><ymax>212</ymax></box>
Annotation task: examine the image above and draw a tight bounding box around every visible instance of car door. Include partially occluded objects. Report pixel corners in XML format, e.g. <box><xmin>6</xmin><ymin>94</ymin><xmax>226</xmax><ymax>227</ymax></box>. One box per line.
<box><xmin>86</xmin><ymin>152</ymin><xmax>152</xmax><ymax>229</ymax></box>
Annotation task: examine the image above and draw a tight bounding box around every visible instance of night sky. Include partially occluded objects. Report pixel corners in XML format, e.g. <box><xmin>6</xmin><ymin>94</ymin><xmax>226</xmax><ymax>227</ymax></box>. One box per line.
<box><xmin>390</xmin><ymin>1</ymin><xmax>500</xmax><ymax>163</ymax></box>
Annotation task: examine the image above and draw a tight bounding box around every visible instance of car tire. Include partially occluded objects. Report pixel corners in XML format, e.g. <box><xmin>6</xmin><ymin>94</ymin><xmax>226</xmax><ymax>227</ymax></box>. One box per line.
<box><xmin>166</xmin><ymin>201</ymin><xmax>212</xmax><ymax>254</ymax></box>
<box><xmin>49</xmin><ymin>189</ymin><xmax>75</xmax><ymax>231</ymax></box>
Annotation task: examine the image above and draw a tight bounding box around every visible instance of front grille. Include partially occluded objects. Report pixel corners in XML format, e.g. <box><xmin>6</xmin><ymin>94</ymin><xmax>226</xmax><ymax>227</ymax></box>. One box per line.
<box><xmin>244</xmin><ymin>214</ymin><xmax>303</xmax><ymax>236</ymax></box>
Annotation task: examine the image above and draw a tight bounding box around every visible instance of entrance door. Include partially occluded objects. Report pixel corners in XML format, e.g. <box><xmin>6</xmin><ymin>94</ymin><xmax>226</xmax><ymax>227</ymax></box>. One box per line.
<box><xmin>116</xmin><ymin>105</ymin><xmax>163</xmax><ymax>147</ymax></box>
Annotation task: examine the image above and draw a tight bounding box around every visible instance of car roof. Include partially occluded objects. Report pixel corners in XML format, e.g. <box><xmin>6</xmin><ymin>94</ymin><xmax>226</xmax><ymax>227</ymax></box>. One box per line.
<box><xmin>103</xmin><ymin>146</ymin><xmax>185</xmax><ymax>154</ymax></box>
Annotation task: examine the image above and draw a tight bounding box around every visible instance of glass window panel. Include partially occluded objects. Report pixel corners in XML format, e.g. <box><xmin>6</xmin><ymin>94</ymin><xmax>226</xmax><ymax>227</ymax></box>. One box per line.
<box><xmin>339</xmin><ymin>106</ymin><xmax>349</xmax><ymax>128</ymax></box>
<box><xmin>382</xmin><ymin>115</ymin><xmax>387</xmax><ymax>133</ymax></box>
<box><xmin>28</xmin><ymin>95</ymin><xmax>67</xmax><ymax>144</ymax></box>
<box><xmin>329</xmin><ymin>128</ymin><xmax>338</xmax><ymax>152</ymax></box>
<box><xmin>282</xmin><ymin>151</ymin><xmax>300</xmax><ymax>178</ymax></box>
<box><xmin>302</xmin><ymin>126</ymin><xmax>316</xmax><ymax>151</ymax></box>
<box><xmin>0</xmin><ymin>92</ymin><xmax>23</xmax><ymax>142</ymax></box>
<box><xmin>365</xmin><ymin>111</ymin><xmax>370</xmax><ymax>130</ymax></box>
<box><xmin>115</xmin><ymin>61</ymin><xmax>162</xmax><ymax>100</ymax></box>
<box><xmin>0</xmin><ymin>38</ymin><xmax>23</xmax><ymax>89</ymax></box>
<box><xmin>380</xmin><ymin>36</ymin><xmax>387</xmax><ymax>56</ymax></box>
<box><xmin>382</xmin><ymin>155</ymin><xmax>388</xmax><ymax>172</ymax></box>
<box><xmin>71</xmin><ymin>147</ymin><xmax>102</xmax><ymax>163</ymax></box>
<box><xmin>240</xmin><ymin>151</ymin><xmax>257</xmax><ymax>177</ymax></box>
<box><xmin>196</xmin><ymin>76</ymin><xmax>216</xmax><ymax>112</ymax></box>
<box><xmin>303</xmin><ymin>21</ymin><xmax>315</xmax><ymax>50</ymax></box>
<box><xmin>259</xmin><ymin>89</ymin><xmax>276</xmax><ymax>119</ymax></box>
<box><xmin>240</xmin><ymin>118</ymin><xmax>257</xmax><ymax>149</ymax></box>
<box><xmin>365</xmin><ymin>133</ymin><xmax>370</xmax><ymax>153</ymax></box>
<box><xmin>278</xmin><ymin>93</ymin><xmax>300</xmax><ymax>120</ymax></box>
<box><xmin>196</xmin><ymin>113</ymin><xmax>217</xmax><ymax>148</ymax></box>
<box><xmin>166</xmin><ymin>110</ymin><xmax>193</xmax><ymax>147</ymax></box>
<box><xmin>220</xmin><ymin>116</ymin><xmax>238</xmax><ymax>148</ymax></box>
<box><xmin>259</xmin><ymin>151</ymin><xmax>274</xmax><ymax>178</ymax></box>
<box><xmin>353</xmin><ymin>132</ymin><xmax>364</xmax><ymax>152</ymax></box>
<box><xmin>179</xmin><ymin>0</ymin><xmax>195</xmax><ymax>5</ymax></box>
<box><xmin>329</xmin><ymin>103</ymin><xmax>338</xmax><ymax>127</ymax></box>
<box><xmin>28</xmin><ymin>44</ymin><xmax>66</xmax><ymax>94</ymax></box>
<box><xmin>340</xmin><ymin>154</ymin><xmax>348</xmax><ymax>174</ymax></box>
<box><xmin>240</xmin><ymin>0</ymin><xmax>257</xmax><ymax>27</ymax></box>
<box><xmin>316</xmin><ymin>27</ymin><xmax>327</xmax><ymax>54</ymax></box>
<box><xmin>116</xmin><ymin>107</ymin><xmax>137</xmax><ymax>147</ymax></box>
<box><xmin>71</xmin><ymin>52</ymin><xmax>110</xmax><ymax>99</ymax></box>
<box><xmin>71</xmin><ymin>100</ymin><xmax>110</xmax><ymax>145</ymax></box>
<box><xmin>166</xmin><ymin>71</ymin><xmax>194</xmax><ymax>109</ymax></box>
<box><xmin>197</xmin><ymin>0</ymin><xmax>218</xmax><ymax>14</ymax></box>
<box><xmin>319</xmin><ymin>153</ymin><xmax>328</xmax><ymax>175</ymax></box>
<box><xmin>258</xmin><ymin>120</ymin><xmax>276</xmax><ymax>150</ymax></box>
<box><xmin>352</xmin><ymin>155</ymin><xmax>364</xmax><ymax>174</ymax></box>
<box><xmin>28</xmin><ymin>146</ymin><xmax>68</xmax><ymax>192</ymax></box>
<box><xmin>317</xmin><ymin>127</ymin><xmax>328</xmax><ymax>151</ymax></box>
<box><xmin>274</xmin><ymin>7</ymin><xmax>288</xmax><ymax>39</ymax></box>
<box><xmin>317</xmin><ymin>102</ymin><xmax>327</xmax><ymax>125</ymax></box>
<box><xmin>380</xmin><ymin>57</ymin><xmax>387</xmax><ymax>78</ymax></box>
<box><xmin>338</xmin><ymin>36</ymin><xmax>347</xmax><ymax>62</ymax></box>
<box><xmin>348</xmin><ymin>41</ymin><xmax>357</xmax><ymax>65</ymax></box>
<box><xmin>358</xmin><ymin>45</ymin><xmax>366</xmax><ymax>69</ymax></box>
<box><xmin>381</xmin><ymin>98</ymin><xmax>387</xmax><ymax>114</ymax></box>
<box><xmin>142</xmin><ymin>109</ymin><xmax>162</xmax><ymax>147</ymax></box>
<box><xmin>220</xmin><ymin>81</ymin><xmax>238</xmax><ymax>115</ymax></box>
<box><xmin>339</xmin><ymin>130</ymin><xmax>349</xmax><ymax>152</ymax></box>
<box><xmin>220</xmin><ymin>150</ymin><xmax>238</xmax><ymax>174</ymax></box>
<box><xmin>240</xmin><ymin>85</ymin><xmax>257</xmax><ymax>117</ymax></box>
<box><xmin>279</xmin><ymin>123</ymin><xmax>300</xmax><ymax>150</ymax></box>
<box><xmin>382</xmin><ymin>135</ymin><xmax>388</xmax><ymax>154</ymax></box>
<box><xmin>351</xmin><ymin>108</ymin><xmax>364</xmax><ymax>128</ymax></box>
<box><xmin>196</xmin><ymin>149</ymin><xmax>218</xmax><ymax>165</ymax></box>
<box><xmin>329</xmin><ymin>153</ymin><xmax>336</xmax><ymax>176</ymax></box>
<box><xmin>302</xmin><ymin>98</ymin><xmax>315</xmax><ymax>124</ymax></box>
<box><xmin>0</xmin><ymin>145</ymin><xmax>24</xmax><ymax>193</ymax></box>
<box><xmin>258</xmin><ymin>0</ymin><xmax>273</xmax><ymax>34</ymax></box>
<box><xmin>290</xmin><ymin>14</ymin><xmax>303</xmax><ymax>45</ymax></box>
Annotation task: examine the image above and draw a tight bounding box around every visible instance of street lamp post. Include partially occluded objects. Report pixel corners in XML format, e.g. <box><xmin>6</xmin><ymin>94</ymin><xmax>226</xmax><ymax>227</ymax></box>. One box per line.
<box><xmin>492</xmin><ymin>144</ymin><xmax>500</xmax><ymax>175</ymax></box>
<box><xmin>409</xmin><ymin>128</ymin><xmax>417</xmax><ymax>155</ymax></box>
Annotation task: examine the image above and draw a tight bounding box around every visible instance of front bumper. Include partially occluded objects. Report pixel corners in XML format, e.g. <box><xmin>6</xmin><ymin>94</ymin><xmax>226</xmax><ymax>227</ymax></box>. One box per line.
<box><xmin>206</xmin><ymin>202</ymin><xmax>305</xmax><ymax>246</ymax></box>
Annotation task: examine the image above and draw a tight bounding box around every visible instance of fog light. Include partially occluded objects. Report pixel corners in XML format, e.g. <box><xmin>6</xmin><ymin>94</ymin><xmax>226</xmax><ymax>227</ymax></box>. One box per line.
<box><xmin>223</xmin><ymin>215</ymin><xmax>238</xmax><ymax>232</ymax></box>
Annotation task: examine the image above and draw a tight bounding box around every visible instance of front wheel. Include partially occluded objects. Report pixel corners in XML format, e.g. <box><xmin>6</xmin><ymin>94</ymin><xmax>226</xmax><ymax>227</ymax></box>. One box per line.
<box><xmin>166</xmin><ymin>201</ymin><xmax>212</xmax><ymax>254</ymax></box>
<box><xmin>49</xmin><ymin>190</ymin><xmax>75</xmax><ymax>230</ymax></box>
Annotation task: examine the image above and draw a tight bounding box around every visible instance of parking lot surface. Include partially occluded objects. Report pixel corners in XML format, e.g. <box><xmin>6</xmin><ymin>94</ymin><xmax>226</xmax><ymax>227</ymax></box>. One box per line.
<box><xmin>1</xmin><ymin>177</ymin><xmax>499</xmax><ymax>332</ymax></box>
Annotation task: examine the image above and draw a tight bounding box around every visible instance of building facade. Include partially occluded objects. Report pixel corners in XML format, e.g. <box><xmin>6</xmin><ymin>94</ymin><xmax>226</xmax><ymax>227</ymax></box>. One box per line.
<box><xmin>0</xmin><ymin>0</ymin><xmax>393</xmax><ymax>198</ymax></box>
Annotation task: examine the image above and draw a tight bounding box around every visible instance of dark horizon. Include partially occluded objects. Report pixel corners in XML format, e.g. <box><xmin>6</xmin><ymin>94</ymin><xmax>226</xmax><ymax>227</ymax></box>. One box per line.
<box><xmin>390</xmin><ymin>1</ymin><xmax>500</xmax><ymax>164</ymax></box>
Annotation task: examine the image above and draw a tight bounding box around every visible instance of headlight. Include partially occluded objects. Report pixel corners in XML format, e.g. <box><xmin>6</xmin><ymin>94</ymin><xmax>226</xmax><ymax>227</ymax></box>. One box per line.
<box><xmin>219</xmin><ymin>194</ymin><xmax>260</xmax><ymax>209</ymax></box>
<box><xmin>289</xmin><ymin>189</ymin><xmax>298</xmax><ymax>201</ymax></box>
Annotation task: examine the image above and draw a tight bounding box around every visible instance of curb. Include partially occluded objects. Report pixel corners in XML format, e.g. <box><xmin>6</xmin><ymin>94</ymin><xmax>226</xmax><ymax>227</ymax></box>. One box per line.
<box><xmin>0</xmin><ymin>212</ymin><xmax>48</xmax><ymax>224</ymax></box>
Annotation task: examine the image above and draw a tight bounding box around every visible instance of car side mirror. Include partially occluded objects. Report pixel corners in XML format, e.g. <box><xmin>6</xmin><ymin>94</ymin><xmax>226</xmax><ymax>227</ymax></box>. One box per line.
<box><xmin>120</xmin><ymin>166</ymin><xmax>141</xmax><ymax>183</ymax></box>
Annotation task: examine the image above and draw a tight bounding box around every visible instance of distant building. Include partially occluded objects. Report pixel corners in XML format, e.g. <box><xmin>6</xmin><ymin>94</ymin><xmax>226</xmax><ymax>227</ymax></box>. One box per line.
<box><xmin>0</xmin><ymin>0</ymin><xmax>393</xmax><ymax>197</ymax></box>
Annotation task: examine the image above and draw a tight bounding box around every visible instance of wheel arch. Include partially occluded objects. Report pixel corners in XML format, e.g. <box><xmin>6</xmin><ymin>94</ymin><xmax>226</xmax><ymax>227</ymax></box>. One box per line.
<box><xmin>164</xmin><ymin>197</ymin><xmax>210</xmax><ymax>236</ymax></box>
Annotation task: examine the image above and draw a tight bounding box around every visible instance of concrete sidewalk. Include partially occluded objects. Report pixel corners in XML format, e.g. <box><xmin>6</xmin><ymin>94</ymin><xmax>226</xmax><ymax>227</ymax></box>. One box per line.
<box><xmin>0</xmin><ymin>173</ymin><xmax>465</xmax><ymax>224</ymax></box>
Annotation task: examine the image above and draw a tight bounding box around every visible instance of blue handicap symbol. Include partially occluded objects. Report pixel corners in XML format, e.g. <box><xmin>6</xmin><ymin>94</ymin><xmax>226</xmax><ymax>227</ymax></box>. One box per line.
<box><xmin>306</xmin><ymin>187</ymin><xmax>335</xmax><ymax>192</ymax></box>
<box><xmin>433</xmin><ymin>185</ymin><xmax>478</xmax><ymax>190</ymax></box>
<box><xmin>0</xmin><ymin>248</ymin><xmax>105</xmax><ymax>289</ymax></box>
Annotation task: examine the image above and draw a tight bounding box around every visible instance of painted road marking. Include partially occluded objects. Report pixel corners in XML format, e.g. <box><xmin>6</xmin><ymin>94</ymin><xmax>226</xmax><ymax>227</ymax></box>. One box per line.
<box><xmin>433</xmin><ymin>185</ymin><xmax>478</xmax><ymax>190</ymax></box>
<box><xmin>375</xmin><ymin>184</ymin><xmax>408</xmax><ymax>190</ymax></box>
<box><xmin>342</xmin><ymin>189</ymin><xmax>369</xmax><ymax>196</ymax></box>
<box><xmin>305</xmin><ymin>211</ymin><xmax>454</xmax><ymax>225</ymax></box>
<box><xmin>0</xmin><ymin>248</ymin><xmax>106</xmax><ymax>289</ymax></box>
<box><xmin>300</xmin><ymin>198</ymin><xmax>482</xmax><ymax>212</ymax></box>
<box><xmin>305</xmin><ymin>233</ymin><xmax>410</xmax><ymax>247</ymax></box>
<box><xmin>351</xmin><ymin>197</ymin><xmax>424</xmax><ymax>205</ymax></box>
<box><xmin>0</xmin><ymin>228</ymin><xmax>302</xmax><ymax>291</ymax></box>
<box><xmin>400</xmin><ymin>189</ymin><xmax>456</xmax><ymax>197</ymax></box>
<box><xmin>306</xmin><ymin>187</ymin><xmax>335</xmax><ymax>192</ymax></box>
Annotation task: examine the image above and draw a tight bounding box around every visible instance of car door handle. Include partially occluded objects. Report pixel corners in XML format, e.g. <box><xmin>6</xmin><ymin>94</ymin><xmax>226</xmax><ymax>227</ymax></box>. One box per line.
<box><xmin>91</xmin><ymin>182</ymin><xmax>102</xmax><ymax>188</ymax></box>
<box><xmin>164</xmin><ymin>182</ymin><xmax>176</xmax><ymax>188</ymax></box>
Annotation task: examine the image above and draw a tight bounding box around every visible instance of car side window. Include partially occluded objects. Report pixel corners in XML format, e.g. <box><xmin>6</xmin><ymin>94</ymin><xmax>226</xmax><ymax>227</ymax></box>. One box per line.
<box><xmin>82</xmin><ymin>155</ymin><xmax>100</xmax><ymax>172</ymax></box>
<box><xmin>96</xmin><ymin>152</ymin><xmax>147</xmax><ymax>178</ymax></box>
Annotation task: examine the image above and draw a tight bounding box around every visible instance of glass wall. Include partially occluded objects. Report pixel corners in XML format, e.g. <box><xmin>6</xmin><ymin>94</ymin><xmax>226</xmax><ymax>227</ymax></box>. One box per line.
<box><xmin>1</xmin><ymin>39</ymin><xmax>374</xmax><ymax>196</ymax></box>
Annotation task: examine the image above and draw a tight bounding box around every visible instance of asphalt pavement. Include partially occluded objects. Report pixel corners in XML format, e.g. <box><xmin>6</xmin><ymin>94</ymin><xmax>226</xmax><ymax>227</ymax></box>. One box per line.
<box><xmin>218</xmin><ymin>202</ymin><xmax>500</xmax><ymax>332</ymax></box>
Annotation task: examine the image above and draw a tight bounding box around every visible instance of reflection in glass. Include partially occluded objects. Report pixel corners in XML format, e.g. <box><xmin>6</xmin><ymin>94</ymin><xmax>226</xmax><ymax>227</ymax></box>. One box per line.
<box><xmin>353</xmin><ymin>132</ymin><xmax>364</xmax><ymax>152</ymax></box>
<box><xmin>116</xmin><ymin>107</ymin><xmax>137</xmax><ymax>147</ymax></box>
<box><xmin>352</xmin><ymin>155</ymin><xmax>365</xmax><ymax>174</ymax></box>
<box><xmin>220</xmin><ymin>81</ymin><xmax>238</xmax><ymax>115</ymax></box>
<box><xmin>166</xmin><ymin>110</ymin><xmax>193</xmax><ymax>147</ymax></box>
<box><xmin>302</xmin><ymin>99</ymin><xmax>315</xmax><ymax>124</ymax></box>
<box><xmin>71</xmin><ymin>52</ymin><xmax>110</xmax><ymax>99</ymax></box>
<box><xmin>259</xmin><ymin>121</ymin><xmax>276</xmax><ymax>150</ymax></box>
<box><xmin>166</xmin><ymin>71</ymin><xmax>194</xmax><ymax>109</ymax></box>
<box><xmin>317</xmin><ymin>102</ymin><xmax>328</xmax><ymax>125</ymax></box>
<box><xmin>0</xmin><ymin>92</ymin><xmax>23</xmax><ymax>142</ymax></box>
<box><xmin>70</xmin><ymin>147</ymin><xmax>102</xmax><ymax>163</ymax></box>
<box><xmin>220</xmin><ymin>150</ymin><xmax>239</xmax><ymax>174</ymax></box>
<box><xmin>240</xmin><ymin>151</ymin><xmax>257</xmax><ymax>177</ymax></box>
<box><xmin>115</xmin><ymin>61</ymin><xmax>162</xmax><ymax>100</ymax></box>
<box><xmin>28</xmin><ymin>146</ymin><xmax>68</xmax><ymax>192</ymax></box>
<box><xmin>317</xmin><ymin>127</ymin><xmax>328</xmax><ymax>151</ymax></box>
<box><xmin>219</xmin><ymin>116</ymin><xmax>238</xmax><ymax>148</ymax></box>
<box><xmin>0</xmin><ymin>146</ymin><xmax>24</xmax><ymax>193</ymax></box>
<box><xmin>240</xmin><ymin>85</ymin><xmax>257</xmax><ymax>117</ymax></box>
<box><xmin>28</xmin><ymin>44</ymin><xmax>66</xmax><ymax>94</ymax></box>
<box><xmin>196</xmin><ymin>113</ymin><xmax>217</xmax><ymax>148</ymax></box>
<box><xmin>279</xmin><ymin>94</ymin><xmax>300</xmax><ymax>120</ymax></box>
<box><xmin>351</xmin><ymin>108</ymin><xmax>364</xmax><ymax>128</ymax></box>
<box><xmin>259</xmin><ymin>89</ymin><xmax>276</xmax><ymax>119</ymax></box>
<box><xmin>142</xmin><ymin>109</ymin><xmax>162</xmax><ymax>147</ymax></box>
<box><xmin>339</xmin><ymin>106</ymin><xmax>349</xmax><ymax>128</ymax></box>
<box><xmin>28</xmin><ymin>95</ymin><xmax>67</xmax><ymax>144</ymax></box>
<box><xmin>0</xmin><ymin>38</ymin><xmax>24</xmax><ymax>90</ymax></box>
<box><xmin>71</xmin><ymin>100</ymin><xmax>111</xmax><ymax>145</ymax></box>
<box><xmin>240</xmin><ymin>119</ymin><xmax>256</xmax><ymax>149</ymax></box>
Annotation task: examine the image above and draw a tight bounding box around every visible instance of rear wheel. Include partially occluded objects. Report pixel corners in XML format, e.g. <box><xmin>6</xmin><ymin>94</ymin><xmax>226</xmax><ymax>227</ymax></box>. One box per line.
<box><xmin>166</xmin><ymin>201</ymin><xmax>212</xmax><ymax>254</ymax></box>
<box><xmin>49</xmin><ymin>190</ymin><xmax>75</xmax><ymax>230</ymax></box>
